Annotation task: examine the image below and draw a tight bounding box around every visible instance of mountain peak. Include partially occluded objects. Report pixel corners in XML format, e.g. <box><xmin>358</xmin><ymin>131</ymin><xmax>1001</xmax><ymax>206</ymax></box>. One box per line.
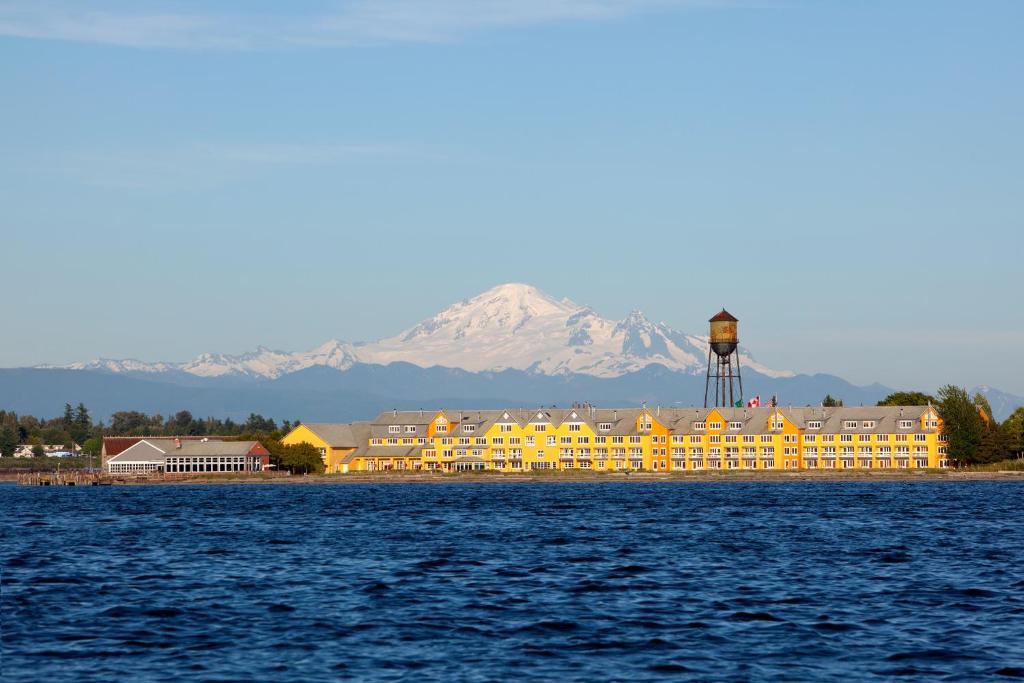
<box><xmin>42</xmin><ymin>282</ymin><xmax>794</xmax><ymax>380</ymax></box>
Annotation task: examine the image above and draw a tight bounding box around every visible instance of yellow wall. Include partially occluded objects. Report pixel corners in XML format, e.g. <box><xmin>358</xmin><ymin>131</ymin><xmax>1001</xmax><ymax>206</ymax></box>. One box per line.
<box><xmin>281</xmin><ymin>425</ymin><xmax>355</xmax><ymax>474</ymax></box>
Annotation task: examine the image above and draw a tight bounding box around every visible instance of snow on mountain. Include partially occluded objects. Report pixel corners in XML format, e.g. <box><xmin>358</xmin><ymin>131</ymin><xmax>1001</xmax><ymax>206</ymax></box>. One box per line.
<box><xmin>40</xmin><ymin>283</ymin><xmax>793</xmax><ymax>380</ymax></box>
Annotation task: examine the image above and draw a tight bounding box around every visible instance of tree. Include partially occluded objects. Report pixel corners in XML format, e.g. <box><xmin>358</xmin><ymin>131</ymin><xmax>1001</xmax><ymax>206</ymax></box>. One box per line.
<box><xmin>1004</xmin><ymin>407</ymin><xmax>1024</xmax><ymax>457</ymax></box>
<box><xmin>0</xmin><ymin>425</ymin><xmax>18</xmax><ymax>458</ymax></box>
<box><xmin>70</xmin><ymin>403</ymin><xmax>91</xmax><ymax>444</ymax></box>
<box><xmin>82</xmin><ymin>436</ymin><xmax>103</xmax><ymax>458</ymax></box>
<box><xmin>278</xmin><ymin>442</ymin><xmax>324</xmax><ymax>475</ymax></box>
<box><xmin>973</xmin><ymin>393</ymin><xmax>995</xmax><ymax>424</ymax></box>
<box><xmin>244</xmin><ymin>413</ymin><xmax>277</xmax><ymax>433</ymax></box>
<box><xmin>877</xmin><ymin>391</ymin><xmax>936</xmax><ymax>407</ymax></box>
<box><xmin>31</xmin><ymin>444</ymin><xmax>46</xmax><ymax>458</ymax></box>
<box><xmin>936</xmin><ymin>385</ymin><xmax>985</xmax><ymax>465</ymax></box>
<box><xmin>977</xmin><ymin>423</ymin><xmax>1012</xmax><ymax>464</ymax></box>
<box><xmin>822</xmin><ymin>394</ymin><xmax>843</xmax><ymax>407</ymax></box>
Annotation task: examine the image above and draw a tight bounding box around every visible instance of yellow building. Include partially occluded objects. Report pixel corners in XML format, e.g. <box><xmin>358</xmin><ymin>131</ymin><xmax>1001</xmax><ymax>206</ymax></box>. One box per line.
<box><xmin>282</xmin><ymin>405</ymin><xmax>949</xmax><ymax>474</ymax></box>
<box><xmin>280</xmin><ymin>422</ymin><xmax>370</xmax><ymax>474</ymax></box>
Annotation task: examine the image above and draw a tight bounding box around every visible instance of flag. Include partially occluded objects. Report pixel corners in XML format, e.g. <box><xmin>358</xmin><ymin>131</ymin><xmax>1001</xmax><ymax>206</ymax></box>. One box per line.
<box><xmin>747</xmin><ymin>396</ymin><xmax>761</xmax><ymax>408</ymax></box>
<box><xmin>734</xmin><ymin>399</ymin><xmax>742</xmax><ymax>408</ymax></box>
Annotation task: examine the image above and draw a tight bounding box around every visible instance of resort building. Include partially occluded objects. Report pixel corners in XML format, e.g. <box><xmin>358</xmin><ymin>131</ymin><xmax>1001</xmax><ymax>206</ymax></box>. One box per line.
<box><xmin>284</xmin><ymin>405</ymin><xmax>949</xmax><ymax>474</ymax></box>
<box><xmin>104</xmin><ymin>438</ymin><xmax>270</xmax><ymax>475</ymax></box>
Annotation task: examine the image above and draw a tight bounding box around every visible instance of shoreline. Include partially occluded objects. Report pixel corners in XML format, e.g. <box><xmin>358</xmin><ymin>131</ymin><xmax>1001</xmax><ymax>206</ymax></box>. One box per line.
<box><xmin>12</xmin><ymin>470</ymin><xmax>1023</xmax><ymax>486</ymax></box>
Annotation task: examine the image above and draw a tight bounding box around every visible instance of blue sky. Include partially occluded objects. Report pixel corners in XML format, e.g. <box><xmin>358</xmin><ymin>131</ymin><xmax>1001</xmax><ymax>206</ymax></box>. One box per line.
<box><xmin>1</xmin><ymin>0</ymin><xmax>1022</xmax><ymax>393</ymax></box>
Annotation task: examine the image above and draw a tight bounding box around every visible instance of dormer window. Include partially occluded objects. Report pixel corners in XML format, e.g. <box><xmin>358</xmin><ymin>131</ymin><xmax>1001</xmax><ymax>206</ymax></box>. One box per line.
<box><xmin>405</xmin><ymin>425</ymin><xmax>417</xmax><ymax>433</ymax></box>
<box><xmin>463</xmin><ymin>424</ymin><xmax>476</xmax><ymax>433</ymax></box>
<box><xmin>898</xmin><ymin>420</ymin><xmax>913</xmax><ymax>429</ymax></box>
<box><xmin>598</xmin><ymin>423</ymin><xmax>612</xmax><ymax>431</ymax></box>
<box><xmin>388</xmin><ymin>425</ymin><xmax>401</xmax><ymax>434</ymax></box>
<box><xmin>709</xmin><ymin>422</ymin><xmax>722</xmax><ymax>430</ymax></box>
<box><xmin>843</xmin><ymin>421</ymin><xmax>857</xmax><ymax>430</ymax></box>
<box><xmin>807</xmin><ymin>421</ymin><xmax>822</xmax><ymax>430</ymax></box>
<box><xmin>728</xmin><ymin>421</ymin><xmax>742</xmax><ymax>430</ymax></box>
<box><xmin>862</xmin><ymin>421</ymin><xmax>876</xmax><ymax>429</ymax></box>
<box><xmin>693</xmin><ymin>422</ymin><xmax>706</xmax><ymax>431</ymax></box>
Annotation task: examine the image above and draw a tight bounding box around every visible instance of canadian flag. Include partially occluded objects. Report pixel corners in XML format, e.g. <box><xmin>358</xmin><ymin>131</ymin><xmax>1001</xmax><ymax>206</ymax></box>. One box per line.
<box><xmin>747</xmin><ymin>396</ymin><xmax>761</xmax><ymax>408</ymax></box>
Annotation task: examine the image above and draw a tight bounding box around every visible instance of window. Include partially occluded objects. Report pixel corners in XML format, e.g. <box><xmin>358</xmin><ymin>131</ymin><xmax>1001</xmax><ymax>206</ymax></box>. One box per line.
<box><xmin>524</xmin><ymin>436</ymin><xmax>534</xmax><ymax>446</ymax></box>
<box><xmin>914</xmin><ymin>434</ymin><xmax>927</xmax><ymax>442</ymax></box>
<box><xmin>804</xmin><ymin>434</ymin><xmax>816</xmax><ymax>443</ymax></box>
<box><xmin>612</xmin><ymin>436</ymin><xmax>624</xmax><ymax>444</ymax></box>
<box><xmin>598</xmin><ymin>423</ymin><xmax>612</xmax><ymax>431</ymax></box>
<box><xmin>693</xmin><ymin>422</ymin><xmax>706</xmax><ymax>431</ymax></box>
<box><xmin>629</xmin><ymin>436</ymin><xmax>642</xmax><ymax>444</ymax></box>
<box><xmin>709</xmin><ymin>422</ymin><xmax>722</xmax><ymax>430</ymax></box>
<box><xmin>743</xmin><ymin>435</ymin><xmax>755</xmax><ymax>444</ymax></box>
<box><xmin>760</xmin><ymin>435</ymin><xmax>773</xmax><ymax>444</ymax></box>
<box><xmin>492</xmin><ymin>437</ymin><xmax>504</xmax><ymax>445</ymax></box>
<box><xmin>877</xmin><ymin>434</ymin><xmax>889</xmax><ymax>442</ymax></box>
<box><xmin>500</xmin><ymin>424</ymin><xmax>513</xmax><ymax>433</ymax></box>
<box><xmin>771</xmin><ymin>420</ymin><xmax>785</xmax><ymax>430</ymax></box>
<box><xmin>862</xmin><ymin>421</ymin><xmax>876</xmax><ymax>429</ymax></box>
<box><xmin>560</xmin><ymin>436</ymin><xmax>572</xmax><ymax>445</ymax></box>
<box><xmin>729</xmin><ymin>421</ymin><xmax>743</xmax><ymax>430</ymax></box>
<box><xmin>463</xmin><ymin>424</ymin><xmax>476</xmax><ymax>433</ymax></box>
<box><xmin>568</xmin><ymin>423</ymin><xmax>581</xmax><ymax>432</ymax></box>
<box><xmin>388</xmin><ymin>425</ymin><xmax>401</xmax><ymax>434</ymax></box>
<box><xmin>840</xmin><ymin>434</ymin><xmax>853</xmax><ymax>443</ymax></box>
<box><xmin>639</xmin><ymin>421</ymin><xmax>652</xmax><ymax>431</ymax></box>
<box><xmin>533</xmin><ymin>424</ymin><xmax>547</xmax><ymax>432</ymax></box>
<box><xmin>807</xmin><ymin>421</ymin><xmax>822</xmax><ymax>430</ymax></box>
<box><xmin>547</xmin><ymin>436</ymin><xmax>556</xmax><ymax>446</ymax></box>
<box><xmin>899</xmin><ymin>420</ymin><xmax>913</xmax><ymax>429</ymax></box>
<box><xmin>843</xmin><ymin>421</ymin><xmax>857</xmax><ymax>430</ymax></box>
<box><xmin>577</xmin><ymin>436</ymin><xmax>589</xmax><ymax>444</ymax></box>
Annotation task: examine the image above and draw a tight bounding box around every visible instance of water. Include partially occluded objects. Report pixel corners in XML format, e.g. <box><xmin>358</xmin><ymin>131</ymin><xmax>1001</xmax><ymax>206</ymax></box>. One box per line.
<box><xmin>3</xmin><ymin>482</ymin><xmax>1024</xmax><ymax>681</ymax></box>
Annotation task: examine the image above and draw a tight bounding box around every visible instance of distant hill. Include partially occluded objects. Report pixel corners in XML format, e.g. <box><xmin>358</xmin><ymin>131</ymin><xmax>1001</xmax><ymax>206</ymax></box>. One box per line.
<box><xmin>9</xmin><ymin>282</ymin><xmax>1022</xmax><ymax>422</ymax></box>
<box><xmin>0</xmin><ymin>364</ymin><xmax>894</xmax><ymax>423</ymax></box>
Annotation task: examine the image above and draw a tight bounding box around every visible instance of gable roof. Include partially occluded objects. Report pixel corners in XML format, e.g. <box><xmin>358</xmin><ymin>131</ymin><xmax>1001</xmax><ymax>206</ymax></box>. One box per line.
<box><xmin>302</xmin><ymin>422</ymin><xmax>367</xmax><ymax>448</ymax></box>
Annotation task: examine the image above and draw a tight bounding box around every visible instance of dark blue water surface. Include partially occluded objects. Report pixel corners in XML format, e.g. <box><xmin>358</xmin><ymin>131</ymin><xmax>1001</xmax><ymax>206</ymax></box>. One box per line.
<box><xmin>4</xmin><ymin>482</ymin><xmax>1024</xmax><ymax>682</ymax></box>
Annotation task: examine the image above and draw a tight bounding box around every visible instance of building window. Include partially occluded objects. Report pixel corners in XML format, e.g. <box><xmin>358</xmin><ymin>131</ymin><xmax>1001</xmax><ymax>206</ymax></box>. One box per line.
<box><xmin>568</xmin><ymin>423</ymin><xmax>581</xmax><ymax>432</ymax></box>
<box><xmin>388</xmin><ymin>425</ymin><xmax>401</xmax><ymax>434</ymax></box>
<box><xmin>598</xmin><ymin>423</ymin><xmax>612</xmax><ymax>431</ymax></box>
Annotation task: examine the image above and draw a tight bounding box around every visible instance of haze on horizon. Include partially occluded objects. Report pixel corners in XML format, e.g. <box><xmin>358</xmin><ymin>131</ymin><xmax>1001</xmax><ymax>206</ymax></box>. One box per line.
<box><xmin>1</xmin><ymin>0</ymin><xmax>1021</xmax><ymax>394</ymax></box>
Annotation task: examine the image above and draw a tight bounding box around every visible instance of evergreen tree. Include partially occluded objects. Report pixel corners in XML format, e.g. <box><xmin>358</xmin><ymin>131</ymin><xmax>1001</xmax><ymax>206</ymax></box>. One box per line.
<box><xmin>822</xmin><ymin>394</ymin><xmax>843</xmax><ymax>407</ymax></box>
<box><xmin>1004</xmin><ymin>407</ymin><xmax>1024</xmax><ymax>457</ymax></box>
<box><xmin>70</xmin><ymin>403</ymin><xmax>92</xmax><ymax>444</ymax></box>
<box><xmin>877</xmin><ymin>391</ymin><xmax>935</xmax><ymax>407</ymax></box>
<box><xmin>977</xmin><ymin>423</ymin><xmax>1011</xmax><ymax>464</ymax></box>
<box><xmin>936</xmin><ymin>385</ymin><xmax>985</xmax><ymax>464</ymax></box>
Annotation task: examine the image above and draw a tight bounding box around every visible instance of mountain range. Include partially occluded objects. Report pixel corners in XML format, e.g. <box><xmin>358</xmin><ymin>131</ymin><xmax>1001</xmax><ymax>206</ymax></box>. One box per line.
<box><xmin>4</xmin><ymin>283</ymin><xmax>1023</xmax><ymax>422</ymax></box>
<box><xmin>39</xmin><ymin>283</ymin><xmax>791</xmax><ymax>381</ymax></box>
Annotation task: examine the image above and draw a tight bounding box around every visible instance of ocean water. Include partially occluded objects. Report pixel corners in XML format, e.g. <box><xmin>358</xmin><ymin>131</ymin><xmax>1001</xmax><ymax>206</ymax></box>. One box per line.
<box><xmin>3</xmin><ymin>482</ymin><xmax>1024</xmax><ymax>682</ymax></box>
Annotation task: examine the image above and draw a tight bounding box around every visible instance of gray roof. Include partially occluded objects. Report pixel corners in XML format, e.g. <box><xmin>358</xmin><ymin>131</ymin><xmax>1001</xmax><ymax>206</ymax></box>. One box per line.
<box><xmin>108</xmin><ymin>439</ymin><xmax>263</xmax><ymax>462</ymax></box>
<box><xmin>303</xmin><ymin>422</ymin><xmax>369</xmax><ymax>448</ymax></box>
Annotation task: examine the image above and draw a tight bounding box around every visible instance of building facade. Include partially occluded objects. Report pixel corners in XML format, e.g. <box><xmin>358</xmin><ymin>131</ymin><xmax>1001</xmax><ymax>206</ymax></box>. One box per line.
<box><xmin>284</xmin><ymin>405</ymin><xmax>949</xmax><ymax>474</ymax></box>
<box><xmin>105</xmin><ymin>438</ymin><xmax>270</xmax><ymax>475</ymax></box>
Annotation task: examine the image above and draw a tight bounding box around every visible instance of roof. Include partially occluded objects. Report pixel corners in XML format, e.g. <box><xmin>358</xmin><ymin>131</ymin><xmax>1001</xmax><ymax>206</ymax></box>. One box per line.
<box><xmin>301</xmin><ymin>422</ymin><xmax>368</xmax><ymax>448</ymax></box>
<box><xmin>709</xmin><ymin>309</ymin><xmax>738</xmax><ymax>323</ymax></box>
<box><xmin>106</xmin><ymin>439</ymin><xmax>267</xmax><ymax>462</ymax></box>
<box><xmin>102</xmin><ymin>435</ymin><xmax>212</xmax><ymax>457</ymax></box>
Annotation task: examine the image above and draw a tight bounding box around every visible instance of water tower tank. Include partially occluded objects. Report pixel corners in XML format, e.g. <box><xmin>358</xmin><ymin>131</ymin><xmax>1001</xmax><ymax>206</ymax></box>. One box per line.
<box><xmin>709</xmin><ymin>309</ymin><xmax>738</xmax><ymax>357</ymax></box>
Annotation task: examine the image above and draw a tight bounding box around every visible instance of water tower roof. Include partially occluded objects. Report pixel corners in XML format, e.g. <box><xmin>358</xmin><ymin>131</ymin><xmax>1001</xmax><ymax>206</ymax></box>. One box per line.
<box><xmin>709</xmin><ymin>309</ymin><xmax>738</xmax><ymax>323</ymax></box>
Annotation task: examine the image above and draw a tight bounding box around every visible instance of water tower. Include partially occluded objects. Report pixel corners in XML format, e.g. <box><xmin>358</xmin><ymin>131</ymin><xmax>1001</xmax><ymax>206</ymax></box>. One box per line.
<box><xmin>704</xmin><ymin>309</ymin><xmax>743</xmax><ymax>408</ymax></box>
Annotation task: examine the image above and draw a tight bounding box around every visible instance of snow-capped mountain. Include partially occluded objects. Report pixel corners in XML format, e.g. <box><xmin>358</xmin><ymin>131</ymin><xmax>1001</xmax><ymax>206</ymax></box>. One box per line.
<box><xmin>40</xmin><ymin>283</ymin><xmax>793</xmax><ymax>380</ymax></box>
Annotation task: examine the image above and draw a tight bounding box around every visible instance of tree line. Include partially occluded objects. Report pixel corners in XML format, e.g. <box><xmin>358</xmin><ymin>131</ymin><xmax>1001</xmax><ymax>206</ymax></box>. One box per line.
<box><xmin>0</xmin><ymin>405</ymin><xmax>323</xmax><ymax>474</ymax></box>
